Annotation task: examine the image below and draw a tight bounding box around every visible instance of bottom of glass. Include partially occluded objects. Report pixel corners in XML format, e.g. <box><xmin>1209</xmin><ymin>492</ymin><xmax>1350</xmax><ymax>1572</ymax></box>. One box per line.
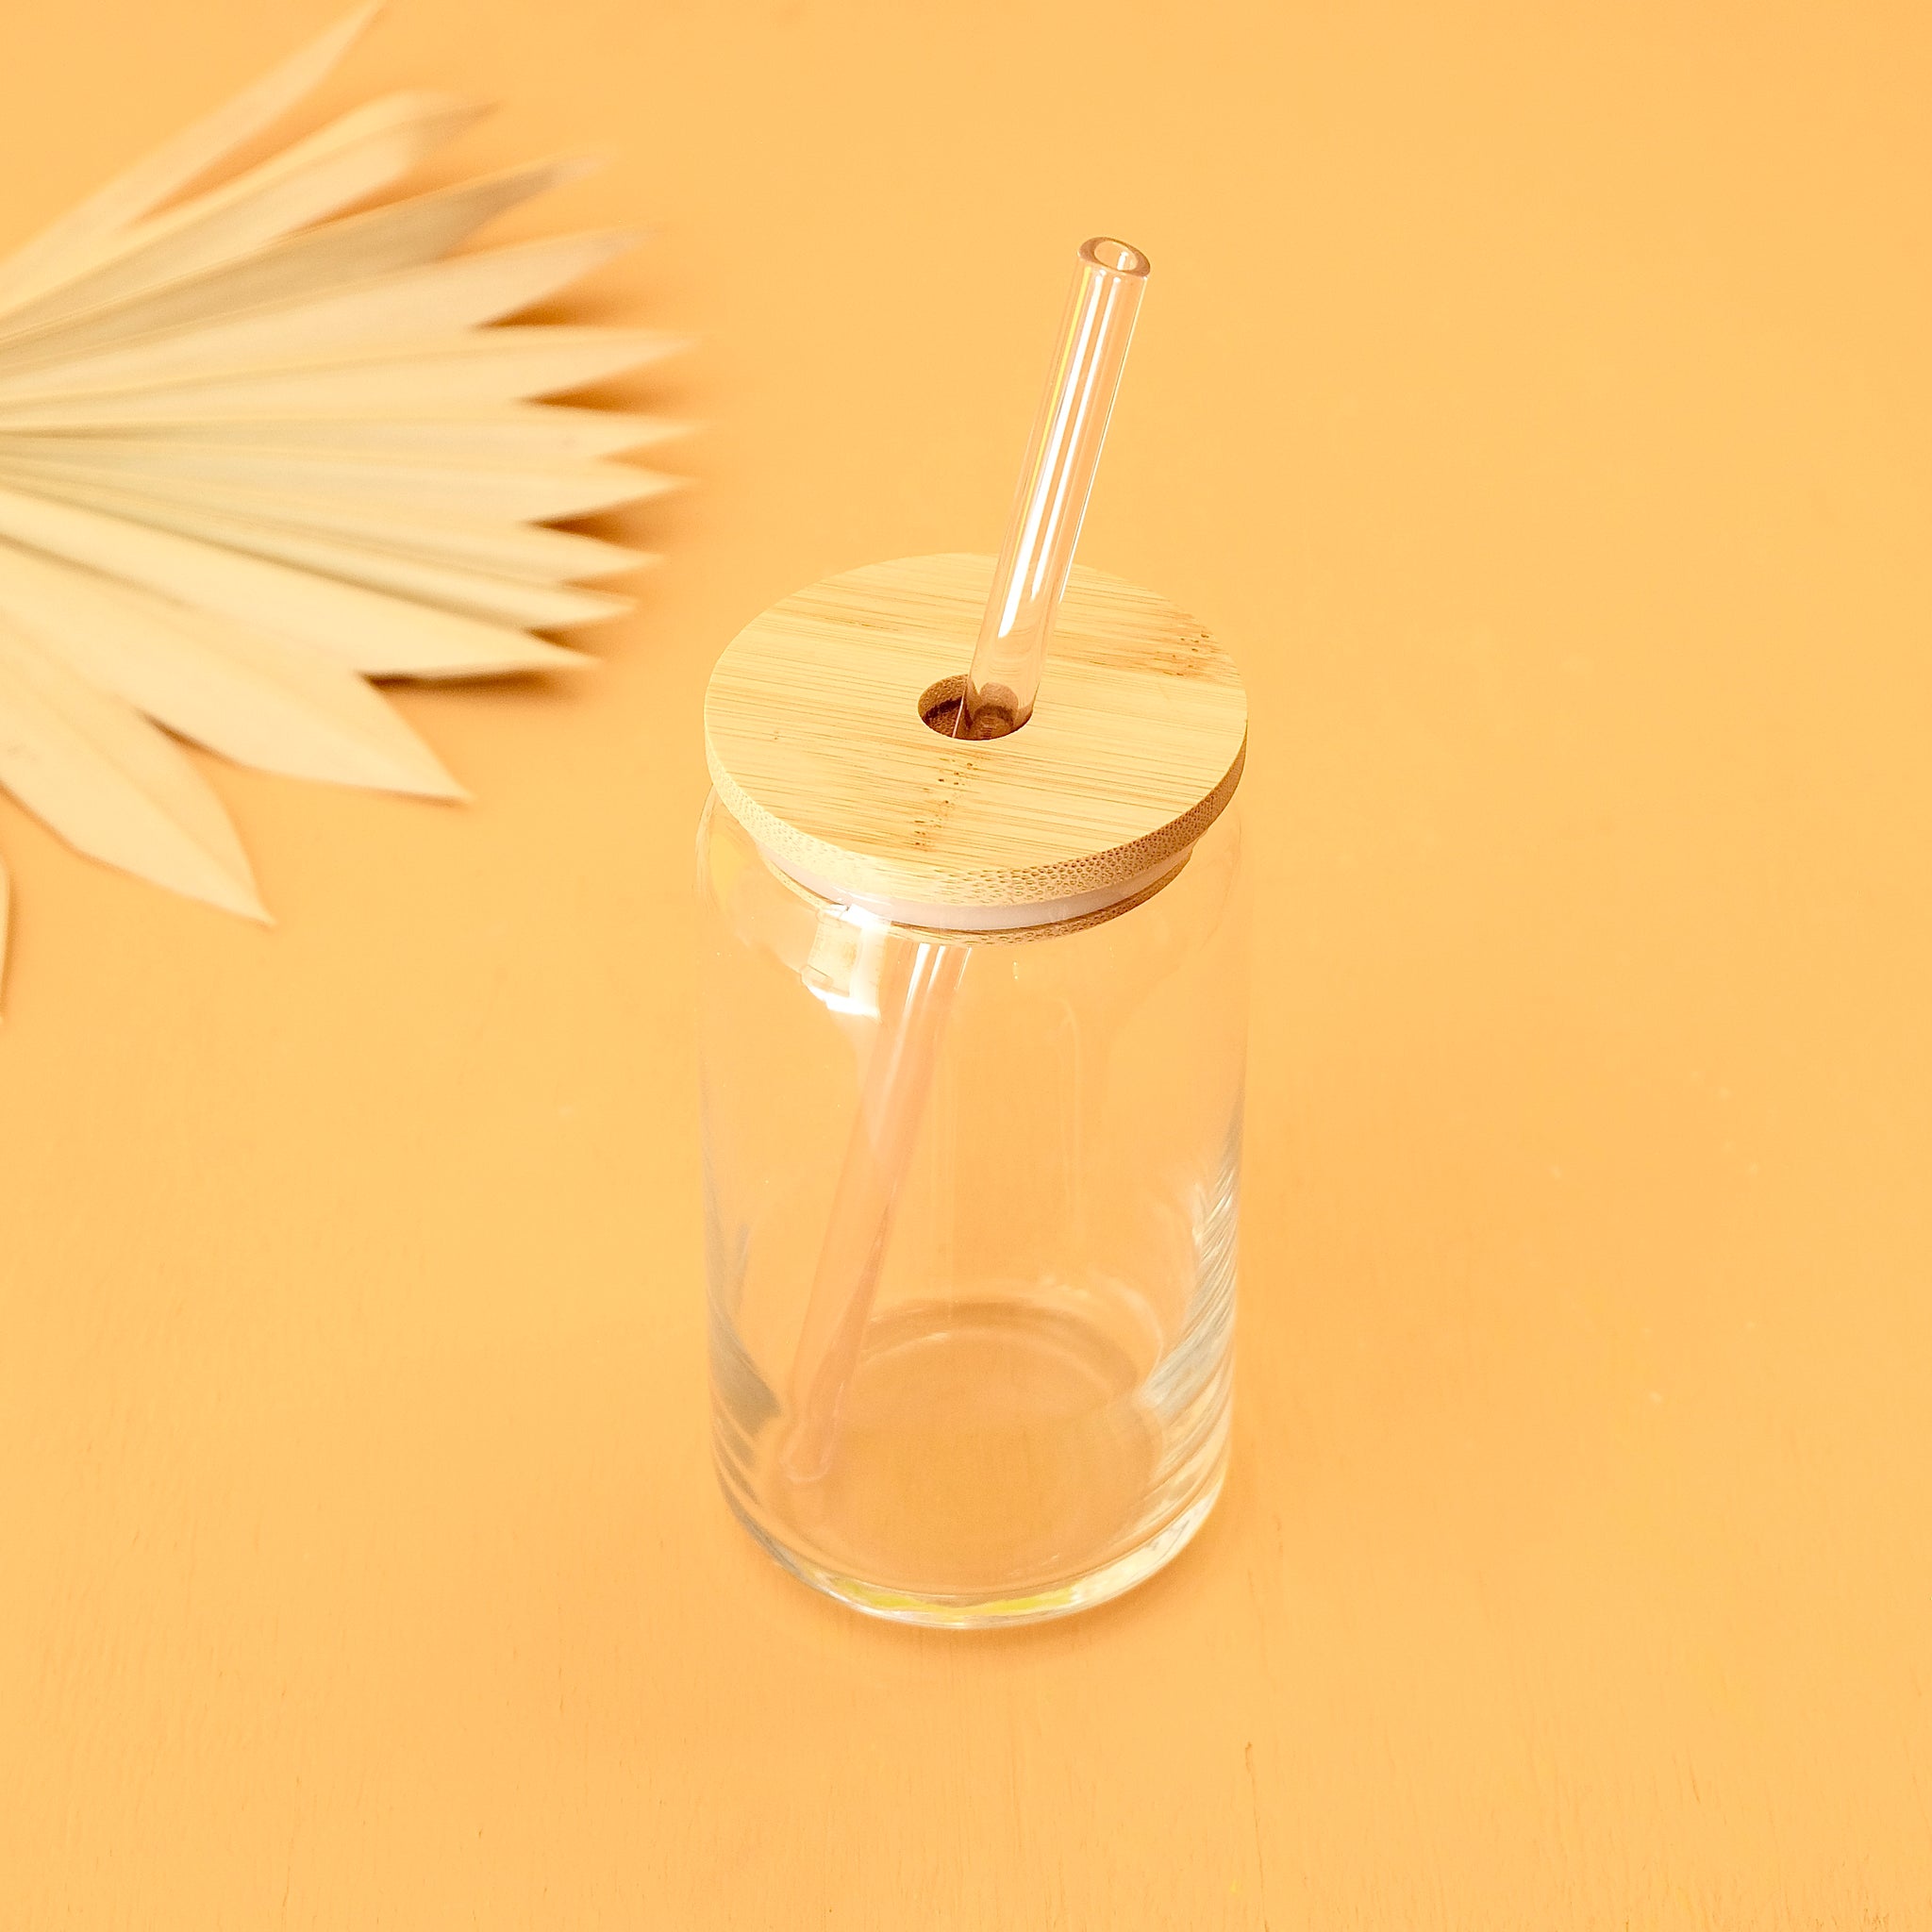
<box><xmin>714</xmin><ymin>1292</ymin><xmax>1230</xmax><ymax>1627</ymax></box>
<box><xmin>723</xmin><ymin>1462</ymin><xmax>1225</xmax><ymax>1629</ymax></box>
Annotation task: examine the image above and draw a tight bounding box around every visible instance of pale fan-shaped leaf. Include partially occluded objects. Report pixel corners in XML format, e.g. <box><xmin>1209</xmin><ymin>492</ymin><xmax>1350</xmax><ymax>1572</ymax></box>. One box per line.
<box><xmin>0</xmin><ymin>617</ymin><xmax>264</xmax><ymax>919</ymax></box>
<box><xmin>0</xmin><ymin>487</ymin><xmax>589</xmax><ymax>678</ymax></box>
<box><xmin>0</xmin><ymin>458</ymin><xmax>651</xmax><ymax>580</ymax></box>
<box><xmin>0</xmin><ymin>233</ymin><xmax>640</xmax><ymax>398</ymax></box>
<box><xmin>0</xmin><ymin>4</ymin><xmax>380</xmax><ymax>311</ymax></box>
<box><xmin>0</xmin><ymin>327</ymin><xmax>682</xmax><ymax>429</ymax></box>
<box><xmin>55</xmin><ymin>405</ymin><xmax>688</xmax><ymax>458</ymax></box>
<box><xmin>0</xmin><ymin>472</ymin><xmax>633</xmax><ymax>629</ymax></box>
<box><xmin>0</xmin><ymin>8</ymin><xmax>683</xmax><ymax>977</ymax></box>
<box><xmin>0</xmin><ymin>159</ymin><xmax>605</xmax><ymax>363</ymax></box>
<box><xmin>0</xmin><ymin>542</ymin><xmax>460</xmax><ymax>797</ymax></box>
<box><xmin>0</xmin><ymin>158</ymin><xmax>607</xmax><ymax>369</ymax></box>
<box><xmin>0</xmin><ymin>93</ymin><xmax>491</xmax><ymax>340</ymax></box>
<box><xmin>0</xmin><ymin>441</ymin><xmax>675</xmax><ymax>529</ymax></box>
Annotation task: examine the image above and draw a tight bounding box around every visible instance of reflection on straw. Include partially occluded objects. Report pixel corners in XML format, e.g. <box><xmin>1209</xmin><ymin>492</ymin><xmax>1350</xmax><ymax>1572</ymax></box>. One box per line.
<box><xmin>780</xmin><ymin>936</ymin><xmax>968</xmax><ymax>1483</ymax></box>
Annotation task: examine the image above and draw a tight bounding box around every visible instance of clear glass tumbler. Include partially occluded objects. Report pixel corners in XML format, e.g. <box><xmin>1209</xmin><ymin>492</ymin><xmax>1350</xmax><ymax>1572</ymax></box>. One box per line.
<box><xmin>697</xmin><ymin>791</ymin><xmax>1248</xmax><ymax>1625</ymax></box>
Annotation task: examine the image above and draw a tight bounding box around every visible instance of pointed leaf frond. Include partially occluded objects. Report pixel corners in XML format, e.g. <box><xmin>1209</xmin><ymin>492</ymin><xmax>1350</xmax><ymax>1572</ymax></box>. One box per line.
<box><xmin>0</xmin><ymin>159</ymin><xmax>605</xmax><ymax>363</ymax></box>
<box><xmin>0</xmin><ymin>328</ymin><xmax>683</xmax><ymax>428</ymax></box>
<box><xmin>0</xmin><ymin>614</ymin><xmax>265</xmax><ymax>918</ymax></box>
<box><xmin>0</xmin><ymin>11</ymin><xmax>683</xmax><ymax>984</ymax></box>
<box><xmin>0</xmin><ymin>5</ymin><xmax>382</xmax><ymax>311</ymax></box>
<box><xmin>0</xmin><ymin>541</ymin><xmax>461</xmax><ymax>797</ymax></box>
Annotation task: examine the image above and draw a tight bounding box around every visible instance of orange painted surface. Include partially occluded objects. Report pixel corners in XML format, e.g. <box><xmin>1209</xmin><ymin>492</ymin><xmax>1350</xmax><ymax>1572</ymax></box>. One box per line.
<box><xmin>1</xmin><ymin>2</ymin><xmax>1928</xmax><ymax>1924</ymax></box>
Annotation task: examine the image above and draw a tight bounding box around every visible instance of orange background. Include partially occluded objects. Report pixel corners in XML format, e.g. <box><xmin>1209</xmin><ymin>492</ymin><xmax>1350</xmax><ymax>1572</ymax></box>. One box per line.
<box><xmin>2</xmin><ymin>2</ymin><xmax>1929</xmax><ymax>1924</ymax></box>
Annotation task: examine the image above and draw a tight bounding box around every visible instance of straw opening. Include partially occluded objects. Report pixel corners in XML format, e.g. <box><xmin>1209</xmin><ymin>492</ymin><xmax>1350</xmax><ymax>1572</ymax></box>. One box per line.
<box><xmin>1081</xmin><ymin>236</ymin><xmax>1150</xmax><ymax>276</ymax></box>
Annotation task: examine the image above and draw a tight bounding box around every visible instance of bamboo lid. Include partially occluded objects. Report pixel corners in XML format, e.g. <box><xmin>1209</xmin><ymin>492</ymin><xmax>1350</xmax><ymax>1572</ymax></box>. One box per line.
<box><xmin>704</xmin><ymin>552</ymin><xmax>1247</xmax><ymax>926</ymax></box>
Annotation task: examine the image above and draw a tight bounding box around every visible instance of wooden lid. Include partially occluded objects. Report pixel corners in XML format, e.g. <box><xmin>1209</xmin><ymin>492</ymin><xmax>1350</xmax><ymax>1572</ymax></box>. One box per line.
<box><xmin>704</xmin><ymin>552</ymin><xmax>1247</xmax><ymax>923</ymax></box>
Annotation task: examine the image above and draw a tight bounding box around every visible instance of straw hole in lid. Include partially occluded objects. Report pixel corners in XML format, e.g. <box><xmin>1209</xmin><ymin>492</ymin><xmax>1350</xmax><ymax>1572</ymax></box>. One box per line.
<box><xmin>920</xmin><ymin>674</ymin><xmax>1024</xmax><ymax>741</ymax></box>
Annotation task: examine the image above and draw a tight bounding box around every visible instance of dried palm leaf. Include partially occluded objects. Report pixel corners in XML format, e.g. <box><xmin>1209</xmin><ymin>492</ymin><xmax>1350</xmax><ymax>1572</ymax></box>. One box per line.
<box><xmin>0</xmin><ymin>6</ymin><xmax>681</xmax><ymax>1010</ymax></box>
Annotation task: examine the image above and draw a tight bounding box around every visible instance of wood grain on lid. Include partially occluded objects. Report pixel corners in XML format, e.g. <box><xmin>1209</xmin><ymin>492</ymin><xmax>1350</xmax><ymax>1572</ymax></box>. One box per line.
<box><xmin>703</xmin><ymin>552</ymin><xmax>1247</xmax><ymax>915</ymax></box>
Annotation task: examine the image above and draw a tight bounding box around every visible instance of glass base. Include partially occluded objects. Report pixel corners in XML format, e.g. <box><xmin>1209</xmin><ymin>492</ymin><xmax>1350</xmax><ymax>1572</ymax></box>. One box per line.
<box><xmin>714</xmin><ymin>1295</ymin><xmax>1230</xmax><ymax>1628</ymax></box>
<box><xmin>723</xmin><ymin>1463</ymin><xmax>1225</xmax><ymax>1629</ymax></box>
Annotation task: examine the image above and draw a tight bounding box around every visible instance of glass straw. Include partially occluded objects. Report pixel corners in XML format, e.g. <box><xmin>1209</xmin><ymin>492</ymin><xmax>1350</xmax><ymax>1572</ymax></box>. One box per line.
<box><xmin>781</xmin><ymin>237</ymin><xmax>1152</xmax><ymax>1483</ymax></box>
<box><xmin>950</xmin><ymin>236</ymin><xmax>1151</xmax><ymax>740</ymax></box>
<box><xmin>780</xmin><ymin>936</ymin><xmax>968</xmax><ymax>1483</ymax></box>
